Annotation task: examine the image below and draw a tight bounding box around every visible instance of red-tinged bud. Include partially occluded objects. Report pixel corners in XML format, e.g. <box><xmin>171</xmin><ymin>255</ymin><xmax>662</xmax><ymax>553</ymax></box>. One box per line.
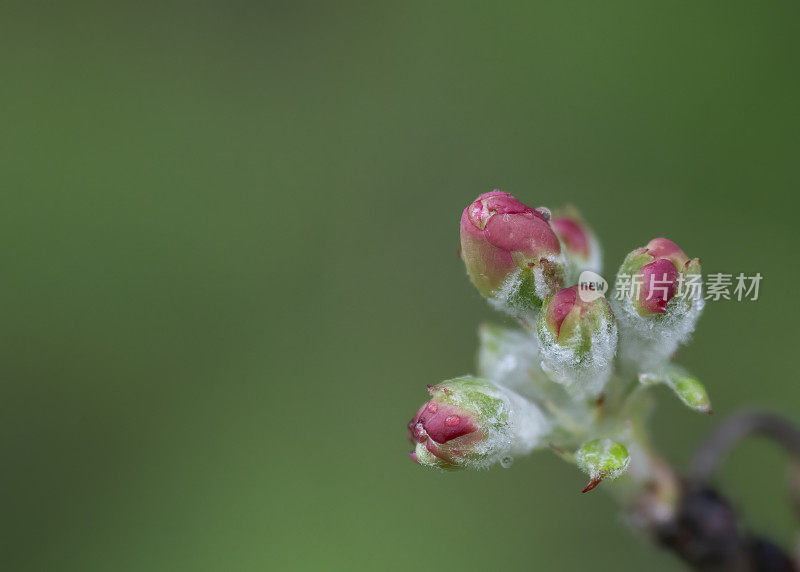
<box><xmin>460</xmin><ymin>190</ymin><xmax>566</xmax><ymax>314</ymax></box>
<box><xmin>551</xmin><ymin>218</ymin><xmax>590</xmax><ymax>257</ymax></box>
<box><xmin>550</xmin><ymin>206</ymin><xmax>601</xmax><ymax>282</ymax></box>
<box><xmin>407</xmin><ymin>376</ymin><xmax>550</xmax><ymax>470</ymax></box>
<box><xmin>614</xmin><ymin>238</ymin><xmax>704</xmax><ymax>373</ymax></box>
<box><xmin>408</xmin><ymin>400</ymin><xmax>480</xmax><ymax>448</ymax></box>
<box><xmin>537</xmin><ymin>286</ymin><xmax>617</xmax><ymax>396</ymax></box>
<box><xmin>639</xmin><ymin>258</ymin><xmax>679</xmax><ymax>314</ymax></box>
<box><xmin>643</xmin><ymin>237</ymin><xmax>689</xmax><ymax>268</ymax></box>
<box><xmin>541</xmin><ymin>286</ymin><xmax>615</xmax><ymax>344</ymax></box>
<box><xmin>617</xmin><ymin>237</ymin><xmax>701</xmax><ymax>318</ymax></box>
<box><xmin>544</xmin><ymin>287</ymin><xmax>579</xmax><ymax>340</ymax></box>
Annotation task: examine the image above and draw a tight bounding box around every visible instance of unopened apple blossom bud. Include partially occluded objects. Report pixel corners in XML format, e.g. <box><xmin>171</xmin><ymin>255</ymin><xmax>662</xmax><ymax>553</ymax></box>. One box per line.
<box><xmin>576</xmin><ymin>438</ymin><xmax>630</xmax><ymax>493</ymax></box>
<box><xmin>407</xmin><ymin>376</ymin><xmax>550</xmax><ymax>470</ymax></box>
<box><xmin>550</xmin><ymin>206</ymin><xmax>601</xmax><ymax>283</ymax></box>
<box><xmin>639</xmin><ymin>365</ymin><xmax>712</xmax><ymax>414</ymax></box>
<box><xmin>536</xmin><ymin>286</ymin><xmax>617</xmax><ymax>397</ymax></box>
<box><xmin>460</xmin><ymin>190</ymin><xmax>567</xmax><ymax>316</ymax></box>
<box><xmin>614</xmin><ymin>238</ymin><xmax>704</xmax><ymax>372</ymax></box>
<box><xmin>617</xmin><ymin>238</ymin><xmax>702</xmax><ymax>317</ymax></box>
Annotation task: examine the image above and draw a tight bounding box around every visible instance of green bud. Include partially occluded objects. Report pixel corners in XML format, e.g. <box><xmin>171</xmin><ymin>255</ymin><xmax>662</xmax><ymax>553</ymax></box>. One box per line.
<box><xmin>639</xmin><ymin>365</ymin><xmax>711</xmax><ymax>414</ymax></box>
<box><xmin>575</xmin><ymin>438</ymin><xmax>630</xmax><ymax>492</ymax></box>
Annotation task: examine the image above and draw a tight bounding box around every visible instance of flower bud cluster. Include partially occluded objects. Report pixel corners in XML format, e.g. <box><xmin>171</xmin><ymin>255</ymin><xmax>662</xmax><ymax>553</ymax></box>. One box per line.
<box><xmin>406</xmin><ymin>189</ymin><xmax>712</xmax><ymax>494</ymax></box>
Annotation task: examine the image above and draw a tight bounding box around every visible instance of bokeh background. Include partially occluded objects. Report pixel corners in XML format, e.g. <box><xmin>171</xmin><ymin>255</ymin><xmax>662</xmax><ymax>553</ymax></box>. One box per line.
<box><xmin>2</xmin><ymin>1</ymin><xmax>799</xmax><ymax>570</ymax></box>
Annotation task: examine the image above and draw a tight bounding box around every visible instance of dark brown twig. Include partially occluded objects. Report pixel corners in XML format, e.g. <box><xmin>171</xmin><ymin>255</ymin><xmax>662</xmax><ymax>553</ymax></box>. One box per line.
<box><xmin>690</xmin><ymin>410</ymin><xmax>800</xmax><ymax>483</ymax></box>
<box><xmin>654</xmin><ymin>411</ymin><xmax>800</xmax><ymax>571</ymax></box>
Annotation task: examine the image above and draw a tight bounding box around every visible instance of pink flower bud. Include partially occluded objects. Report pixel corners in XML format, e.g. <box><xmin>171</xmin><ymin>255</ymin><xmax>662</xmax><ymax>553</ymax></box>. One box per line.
<box><xmin>615</xmin><ymin>238</ymin><xmax>704</xmax><ymax>372</ymax></box>
<box><xmin>550</xmin><ymin>206</ymin><xmax>601</xmax><ymax>283</ymax></box>
<box><xmin>407</xmin><ymin>399</ymin><xmax>481</xmax><ymax>467</ymax></box>
<box><xmin>618</xmin><ymin>237</ymin><xmax>701</xmax><ymax>317</ymax></box>
<box><xmin>543</xmin><ymin>286</ymin><xmax>579</xmax><ymax>340</ymax></box>
<box><xmin>642</xmin><ymin>237</ymin><xmax>689</xmax><ymax>268</ymax></box>
<box><xmin>460</xmin><ymin>190</ymin><xmax>565</xmax><ymax>312</ymax></box>
<box><xmin>541</xmin><ymin>286</ymin><xmax>614</xmax><ymax>343</ymax></box>
<box><xmin>537</xmin><ymin>286</ymin><xmax>617</xmax><ymax>396</ymax></box>
<box><xmin>551</xmin><ymin>217</ymin><xmax>590</xmax><ymax>257</ymax></box>
<box><xmin>639</xmin><ymin>258</ymin><xmax>679</xmax><ymax>314</ymax></box>
<box><xmin>406</xmin><ymin>376</ymin><xmax>549</xmax><ymax>469</ymax></box>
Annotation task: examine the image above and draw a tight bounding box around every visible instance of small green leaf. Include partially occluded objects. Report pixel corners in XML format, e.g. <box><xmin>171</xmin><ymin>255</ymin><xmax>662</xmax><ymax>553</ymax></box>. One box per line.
<box><xmin>575</xmin><ymin>438</ymin><xmax>630</xmax><ymax>492</ymax></box>
<box><xmin>638</xmin><ymin>365</ymin><xmax>712</xmax><ymax>414</ymax></box>
<box><xmin>673</xmin><ymin>375</ymin><xmax>710</xmax><ymax>412</ymax></box>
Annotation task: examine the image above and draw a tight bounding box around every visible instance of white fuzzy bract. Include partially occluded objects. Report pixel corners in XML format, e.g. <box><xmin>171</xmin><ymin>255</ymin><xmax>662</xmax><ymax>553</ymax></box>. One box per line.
<box><xmin>537</xmin><ymin>317</ymin><xmax>618</xmax><ymax>398</ymax></box>
<box><xmin>614</xmin><ymin>294</ymin><xmax>704</xmax><ymax>374</ymax></box>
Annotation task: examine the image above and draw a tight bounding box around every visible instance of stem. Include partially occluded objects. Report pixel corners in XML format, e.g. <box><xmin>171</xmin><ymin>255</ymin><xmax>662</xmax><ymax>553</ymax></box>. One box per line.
<box><xmin>647</xmin><ymin>411</ymin><xmax>800</xmax><ymax>570</ymax></box>
<box><xmin>690</xmin><ymin>410</ymin><xmax>800</xmax><ymax>483</ymax></box>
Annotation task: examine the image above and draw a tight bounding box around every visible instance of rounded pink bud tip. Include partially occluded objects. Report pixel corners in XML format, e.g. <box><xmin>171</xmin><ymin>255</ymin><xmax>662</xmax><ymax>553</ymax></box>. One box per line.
<box><xmin>409</xmin><ymin>450</ymin><xmax>419</xmax><ymax>463</ymax></box>
<box><xmin>409</xmin><ymin>400</ymin><xmax>478</xmax><ymax>445</ymax></box>
<box><xmin>459</xmin><ymin>190</ymin><xmax>564</xmax><ymax>304</ymax></box>
<box><xmin>540</xmin><ymin>285</ymin><xmax>614</xmax><ymax>347</ymax></box>
<box><xmin>643</xmin><ymin>238</ymin><xmax>689</xmax><ymax>268</ymax></box>
<box><xmin>461</xmin><ymin>191</ymin><xmax>557</xmax><ymax>254</ymax></box>
<box><xmin>621</xmin><ymin>236</ymin><xmax>701</xmax><ymax>317</ymax></box>
<box><xmin>551</xmin><ymin>217</ymin><xmax>590</xmax><ymax>257</ymax></box>
<box><xmin>639</xmin><ymin>258</ymin><xmax>679</xmax><ymax>314</ymax></box>
<box><xmin>466</xmin><ymin>190</ymin><xmax>541</xmax><ymax>230</ymax></box>
<box><xmin>546</xmin><ymin>286</ymin><xmax>578</xmax><ymax>339</ymax></box>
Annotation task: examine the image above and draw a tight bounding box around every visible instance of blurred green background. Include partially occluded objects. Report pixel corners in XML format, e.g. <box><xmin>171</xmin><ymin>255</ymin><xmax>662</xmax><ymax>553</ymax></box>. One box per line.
<box><xmin>2</xmin><ymin>1</ymin><xmax>798</xmax><ymax>570</ymax></box>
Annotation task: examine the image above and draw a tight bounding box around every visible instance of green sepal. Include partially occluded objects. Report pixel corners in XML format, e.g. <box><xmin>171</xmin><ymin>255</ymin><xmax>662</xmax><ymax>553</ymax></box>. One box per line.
<box><xmin>505</xmin><ymin>266</ymin><xmax>543</xmax><ymax>311</ymax></box>
<box><xmin>429</xmin><ymin>376</ymin><xmax>508</xmax><ymax>430</ymax></box>
<box><xmin>617</xmin><ymin>250</ymin><xmax>652</xmax><ymax>281</ymax></box>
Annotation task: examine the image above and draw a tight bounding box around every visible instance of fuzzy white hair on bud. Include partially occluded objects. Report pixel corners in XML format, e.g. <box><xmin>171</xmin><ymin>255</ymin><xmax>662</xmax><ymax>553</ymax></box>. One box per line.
<box><xmin>503</xmin><ymin>385</ymin><xmax>552</xmax><ymax>457</ymax></box>
<box><xmin>537</xmin><ymin>319</ymin><xmax>618</xmax><ymax>398</ymax></box>
<box><xmin>488</xmin><ymin>268</ymin><xmax>529</xmax><ymax>315</ymax></box>
<box><xmin>477</xmin><ymin>324</ymin><xmax>543</xmax><ymax>398</ymax></box>
<box><xmin>614</xmin><ymin>294</ymin><xmax>705</xmax><ymax>374</ymax></box>
<box><xmin>487</xmin><ymin>252</ymin><xmax>568</xmax><ymax>319</ymax></box>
